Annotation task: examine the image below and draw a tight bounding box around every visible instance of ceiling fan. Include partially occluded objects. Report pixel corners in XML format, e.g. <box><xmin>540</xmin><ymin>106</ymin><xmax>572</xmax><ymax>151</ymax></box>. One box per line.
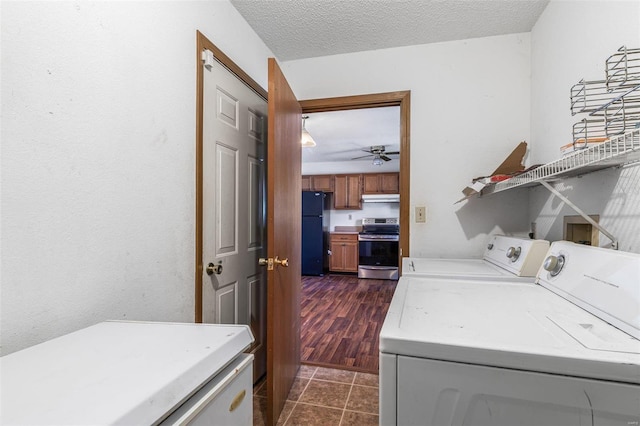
<box><xmin>351</xmin><ymin>145</ymin><xmax>400</xmax><ymax>162</ymax></box>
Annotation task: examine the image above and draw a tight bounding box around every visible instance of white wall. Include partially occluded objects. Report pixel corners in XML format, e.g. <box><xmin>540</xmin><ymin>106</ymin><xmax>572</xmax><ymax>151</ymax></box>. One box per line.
<box><xmin>302</xmin><ymin>160</ymin><xmax>399</xmax><ymax>175</ymax></box>
<box><xmin>283</xmin><ymin>34</ymin><xmax>532</xmax><ymax>257</ymax></box>
<box><xmin>329</xmin><ymin>203</ymin><xmax>400</xmax><ymax>228</ymax></box>
<box><xmin>0</xmin><ymin>1</ymin><xmax>275</xmax><ymax>355</ymax></box>
<box><xmin>529</xmin><ymin>0</ymin><xmax>640</xmax><ymax>252</ymax></box>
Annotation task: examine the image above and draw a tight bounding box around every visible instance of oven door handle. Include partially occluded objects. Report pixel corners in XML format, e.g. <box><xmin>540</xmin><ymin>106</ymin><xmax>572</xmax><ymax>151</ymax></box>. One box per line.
<box><xmin>358</xmin><ymin>265</ymin><xmax>398</xmax><ymax>270</ymax></box>
<box><xmin>358</xmin><ymin>236</ymin><xmax>400</xmax><ymax>242</ymax></box>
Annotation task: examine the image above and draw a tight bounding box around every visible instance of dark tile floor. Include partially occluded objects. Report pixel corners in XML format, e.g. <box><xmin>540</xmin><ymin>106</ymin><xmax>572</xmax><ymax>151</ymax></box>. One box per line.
<box><xmin>253</xmin><ymin>365</ymin><xmax>379</xmax><ymax>426</ymax></box>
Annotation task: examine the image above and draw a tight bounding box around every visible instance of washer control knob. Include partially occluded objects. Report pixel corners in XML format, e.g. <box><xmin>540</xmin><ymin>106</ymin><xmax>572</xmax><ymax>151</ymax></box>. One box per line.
<box><xmin>487</xmin><ymin>243</ymin><xmax>494</xmax><ymax>250</ymax></box>
<box><xmin>506</xmin><ymin>246</ymin><xmax>521</xmax><ymax>261</ymax></box>
<box><xmin>543</xmin><ymin>255</ymin><xmax>565</xmax><ymax>276</ymax></box>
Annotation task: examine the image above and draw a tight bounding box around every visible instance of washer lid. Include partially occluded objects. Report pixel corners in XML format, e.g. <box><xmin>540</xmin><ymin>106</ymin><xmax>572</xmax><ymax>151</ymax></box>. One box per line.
<box><xmin>537</xmin><ymin>241</ymin><xmax>640</xmax><ymax>340</ymax></box>
<box><xmin>1</xmin><ymin>321</ymin><xmax>254</xmax><ymax>425</ymax></box>
<box><xmin>380</xmin><ymin>276</ymin><xmax>640</xmax><ymax>384</ymax></box>
<box><xmin>402</xmin><ymin>257</ymin><xmax>534</xmax><ymax>281</ymax></box>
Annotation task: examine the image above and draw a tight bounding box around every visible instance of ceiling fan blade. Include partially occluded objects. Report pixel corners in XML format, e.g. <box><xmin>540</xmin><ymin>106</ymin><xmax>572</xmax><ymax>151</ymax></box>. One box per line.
<box><xmin>351</xmin><ymin>154</ymin><xmax>373</xmax><ymax>160</ymax></box>
<box><xmin>384</xmin><ymin>151</ymin><xmax>400</xmax><ymax>155</ymax></box>
<box><xmin>381</xmin><ymin>155</ymin><xmax>392</xmax><ymax>161</ymax></box>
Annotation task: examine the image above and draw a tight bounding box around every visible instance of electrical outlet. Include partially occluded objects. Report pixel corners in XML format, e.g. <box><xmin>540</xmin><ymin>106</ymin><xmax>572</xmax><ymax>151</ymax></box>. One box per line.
<box><xmin>416</xmin><ymin>206</ymin><xmax>426</xmax><ymax>223</ymax></box>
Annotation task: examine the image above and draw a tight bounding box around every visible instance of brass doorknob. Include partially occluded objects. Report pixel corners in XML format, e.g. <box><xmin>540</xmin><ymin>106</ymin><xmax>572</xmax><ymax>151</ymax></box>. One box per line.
<box><xmin>258</xmin><ymin>258</ymin><xmax>270</xmax><ymax>266</ymax></box>
<box><xmin>206</xmin><ymin>262</ymin><xmax>223</xmax><ymax>275</ymax></box>
<box><xmin>258</xmin><ymin>257</ymin><xmax>289</xmax><ymax>270</ymax></box>
<box><xmin>275</xmin><ymin>257</ymin><xmax>289</xmax><ymax>267</ymax></box>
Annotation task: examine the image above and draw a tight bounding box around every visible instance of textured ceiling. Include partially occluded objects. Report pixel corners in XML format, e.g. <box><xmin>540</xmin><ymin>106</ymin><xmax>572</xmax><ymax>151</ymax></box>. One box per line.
<box><xmin>230</xmin><ymin>0</ymin><xmax>549</xmax><ymax>61</ymax></box>
<box><xmin>230</xmin><ymin>0</ymin><xmax>549</xmax><ymax>164</ymax></box>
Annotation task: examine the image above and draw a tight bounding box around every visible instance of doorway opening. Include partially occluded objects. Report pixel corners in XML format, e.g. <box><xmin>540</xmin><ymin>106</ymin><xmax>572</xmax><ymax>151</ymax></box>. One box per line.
<box><xmin>564</xmin><ymin>214</ymin><xmax>600</xmax><ymax>246</ymax></box>
<box><xmin>298</xmin><ymin>92</ymin><xmax>410</xmax><ymax>373</ymax></box>
<box><xmin>301</xmin><ymin>92</ymin><xmax>411</xmax><ymax>261</ymax></box>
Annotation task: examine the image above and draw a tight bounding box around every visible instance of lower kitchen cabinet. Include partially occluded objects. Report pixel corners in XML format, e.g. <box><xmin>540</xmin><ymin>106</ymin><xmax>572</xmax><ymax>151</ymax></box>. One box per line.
<box><xmin>329</xmin><ymin>233</ymin><xmax>358</xmax><ymax>273</ymax></box>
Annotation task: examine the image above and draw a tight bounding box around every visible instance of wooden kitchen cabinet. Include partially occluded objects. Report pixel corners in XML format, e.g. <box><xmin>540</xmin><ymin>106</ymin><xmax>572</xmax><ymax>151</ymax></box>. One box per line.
<box><xmin>333</xmin><ymin>174</ymin><xmax>362</xmax><ymax>209</ymax></box>
<box><xmin>301</xmin><ymin>175</ymin><xmax>334</xmax><ymax>192</ymax></box>
<box><xmin>310</xmin><ymin>175</ymin><xmax>334</xmax><ymax>192</ymax></box>
<box><xmin>301</xmin><ymin>175</ymin><xmax>311</xmax><ymax>191</ymax></box>
<box><xmin>362</xmin><ymin>172</ymin><xmax>400</xmax><ymax>194</ymax></box>
<box><xmin>329</xmin><ymin>233</ymin><xmax>359</xmax><ymax>273</ymax></box>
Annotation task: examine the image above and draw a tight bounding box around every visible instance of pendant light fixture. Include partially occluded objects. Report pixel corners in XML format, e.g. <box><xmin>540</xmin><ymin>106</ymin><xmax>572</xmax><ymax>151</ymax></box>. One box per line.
<box><xmin>372</xmin><ymin>154</ymin><xmax>384</xmax><ymax>166</ymax></box>
<box><xmin>301</xmin><ymin>115</ymin><xmax>316</xmax><ymax>147</ymax></box>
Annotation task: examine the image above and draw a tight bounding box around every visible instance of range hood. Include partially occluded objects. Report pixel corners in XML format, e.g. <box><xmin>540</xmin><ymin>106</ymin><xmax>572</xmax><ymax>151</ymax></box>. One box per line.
<box><xmin>361</xmin><ymin>194</ymin><xmax>400</xmax><ymax>203</ymax></box>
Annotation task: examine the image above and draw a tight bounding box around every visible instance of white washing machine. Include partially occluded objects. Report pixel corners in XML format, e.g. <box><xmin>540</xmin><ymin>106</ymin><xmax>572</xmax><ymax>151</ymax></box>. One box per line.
<box><xmin>381</xmin><ymin>241</ymin><xmax>640</xmax><ymax>426</ymax></box>
<box><xmin>403</xmin><ymin>235</ymin><xmax>549</xmax><ymax>281</ymax></box>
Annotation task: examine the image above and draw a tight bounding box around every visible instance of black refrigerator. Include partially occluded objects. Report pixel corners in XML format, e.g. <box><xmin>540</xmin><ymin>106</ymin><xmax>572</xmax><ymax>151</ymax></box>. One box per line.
<box><xmin>302</xmin><ymin>191</ymin><xmax>330</xmax><ymax>276</ymax></box>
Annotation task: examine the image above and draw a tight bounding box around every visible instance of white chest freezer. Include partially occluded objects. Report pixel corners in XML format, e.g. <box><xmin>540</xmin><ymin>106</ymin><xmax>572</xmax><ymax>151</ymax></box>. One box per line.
<box><xmin>0</xmin><ymin>321</ymin><xmax>254</xmax><ymax>425</ymax></box>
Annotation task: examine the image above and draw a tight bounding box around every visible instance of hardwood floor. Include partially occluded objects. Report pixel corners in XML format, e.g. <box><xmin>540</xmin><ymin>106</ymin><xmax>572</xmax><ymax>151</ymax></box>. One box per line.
<box><xmin>300</xmin><ymin>274</ymin><xmax>397</xmax><ymax>374</ymax></box>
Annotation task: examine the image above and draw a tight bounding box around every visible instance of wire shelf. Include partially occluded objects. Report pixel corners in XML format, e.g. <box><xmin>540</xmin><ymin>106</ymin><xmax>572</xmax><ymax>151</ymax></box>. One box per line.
<box><xmin>571</xmin><ymin>46</ymin><xmax>640</xmax><ymax>145</ymax></box>
<box><xmin>606</xmin><ymin>46</ymin><xmax>640</xmax><ymax>89</ymax></box>
<box><xmin>570</xmin><ymin>79</ymin><xmax>632</xmax><ymax>115</ymax></box>
<box><xmin>481</xmin><ymin>128</ymin><xmax>640</xmax><ymax>196</ymax></box>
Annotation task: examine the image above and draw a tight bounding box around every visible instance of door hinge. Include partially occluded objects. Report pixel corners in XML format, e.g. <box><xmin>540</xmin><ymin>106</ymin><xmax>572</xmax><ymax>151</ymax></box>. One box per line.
<box><xmin>202</xmin><ymin>49</ymin><xmax>215</xmax><ymax>70</ymax></box>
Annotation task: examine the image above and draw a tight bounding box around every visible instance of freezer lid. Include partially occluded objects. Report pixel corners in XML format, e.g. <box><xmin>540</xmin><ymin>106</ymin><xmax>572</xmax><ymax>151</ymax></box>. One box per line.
<box><xmin>302</xmin><ymin>191</ymin><xmax>326</xmax><ymax>216</ymax></box>
<box><xmin>0</xmin><ymin>321</ymin><xmax>254</xmax><ymax>425</ymax></box>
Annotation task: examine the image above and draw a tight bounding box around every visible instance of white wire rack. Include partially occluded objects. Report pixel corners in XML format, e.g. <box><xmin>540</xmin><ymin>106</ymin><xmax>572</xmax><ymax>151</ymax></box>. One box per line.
<box><xmin>606</xmin><ymin>46</ymin><xmax>640</xmax><ymax>89</ymax></box>
<box><xmin>481</xmin><ymin>128</ymin><xmax>640</xmax><ymax>196</ymax></box>
<box><xmin>570</xmin><ymin>46</ymin><xmax>640</xmax><ymax>145</ymax></box>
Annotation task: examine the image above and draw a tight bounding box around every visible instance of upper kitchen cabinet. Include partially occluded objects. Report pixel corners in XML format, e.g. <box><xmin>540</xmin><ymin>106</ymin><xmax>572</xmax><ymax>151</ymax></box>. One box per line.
<box><xmin>334</xmin><ymin>174</ymin><xmax>362</xmax><ymax>210</ymax></box>
<box><xmin>301</xmin><ymin>175</ymin><xmax>311</xmax><ymax>191</ymax></box>
<box><xmin>302</xmin><ymin>175</ymin><xmax>334</xmax><ymax>192</ymax></box>
<box><xmin>362</xmin><ymin>172</ymin><xmax>400</xmax><ymax>194</ymax></box>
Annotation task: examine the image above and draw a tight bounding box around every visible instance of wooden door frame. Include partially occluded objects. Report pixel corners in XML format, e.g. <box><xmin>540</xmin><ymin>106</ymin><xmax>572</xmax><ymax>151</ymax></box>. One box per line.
<box><xmin>194</xmin><ymin>31</ymin><xmax>267</xmax><ymax>322</ymax></box>
<box><xmin>195</xmin><ymin>34</ymin><xmax>411</xmax><ymax>315</ymax></box>
<box><xmin>300</xmin><ymin>92</ymin><xmax>411</xmax><ymax>265</ymax></box>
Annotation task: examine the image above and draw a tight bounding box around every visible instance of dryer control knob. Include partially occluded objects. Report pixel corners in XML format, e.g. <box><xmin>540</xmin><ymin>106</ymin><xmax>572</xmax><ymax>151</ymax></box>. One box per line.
<box><xmin>543</xmin><ymin>255</ymin><xmax>565</xmax><ymax>276</ymax></box>
<box><xmin>506</xmin><ymin>246</ymin><xmax>521</xmax><ymax>261</ymax></box>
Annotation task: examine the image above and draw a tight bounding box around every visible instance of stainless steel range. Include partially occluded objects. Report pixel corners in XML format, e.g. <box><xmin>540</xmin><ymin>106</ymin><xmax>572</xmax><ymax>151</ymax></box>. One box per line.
<box><xmin>358</xmin><ymin>218</ymin><xmax>399</xmax><ymax>280</ymax></box>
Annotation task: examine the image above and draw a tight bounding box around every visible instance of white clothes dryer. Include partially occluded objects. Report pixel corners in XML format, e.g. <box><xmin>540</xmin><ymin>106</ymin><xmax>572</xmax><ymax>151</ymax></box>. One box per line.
<box><xmin>402</xmin><ymin>235</ymin><xmax>549</xmax><ymax>281</ymax></box>
<box><xmin>381</xmin><ymin>241</ymin><xmax>640</xmax><ymax>426</ymax></box>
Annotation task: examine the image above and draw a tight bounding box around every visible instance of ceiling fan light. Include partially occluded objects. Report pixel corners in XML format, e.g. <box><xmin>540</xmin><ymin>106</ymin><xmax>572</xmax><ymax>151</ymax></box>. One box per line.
<box><xmin>301</xmin><ymin>116</ymin><xmax>316</xmax><ymax>147</ymax></box>
<box><xmin>372</xmin><ymin>156</ymin><xmax>384</xmax><ymax>166</ymax></box>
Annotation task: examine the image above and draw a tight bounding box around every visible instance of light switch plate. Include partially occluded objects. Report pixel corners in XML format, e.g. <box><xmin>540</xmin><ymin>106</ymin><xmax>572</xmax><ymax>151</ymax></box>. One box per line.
<box><xmin>416</xmin><ymin>206</ymin><xmax>426</xmax><ymax>223</ymax></box>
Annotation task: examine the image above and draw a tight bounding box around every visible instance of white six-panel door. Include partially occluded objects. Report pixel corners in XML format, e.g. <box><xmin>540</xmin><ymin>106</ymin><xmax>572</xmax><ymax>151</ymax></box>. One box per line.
<box><xmin>202</xmin><ymin>56</ymin><xmax>267</xmax><ymax>380</ymax></box>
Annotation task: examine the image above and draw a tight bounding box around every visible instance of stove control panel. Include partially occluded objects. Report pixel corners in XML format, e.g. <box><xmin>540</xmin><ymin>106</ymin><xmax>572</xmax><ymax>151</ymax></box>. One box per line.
<box><xmin>362</xmin><ymin>218</ymin><xmax>398</xmax><ymax>225</ymax></box>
